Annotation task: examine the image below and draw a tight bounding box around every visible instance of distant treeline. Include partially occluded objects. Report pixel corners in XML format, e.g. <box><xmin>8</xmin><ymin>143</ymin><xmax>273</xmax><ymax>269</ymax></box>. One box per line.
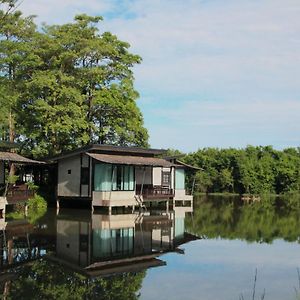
<box><xmin>182</xmin><ymin>146</ymin><xmax>300</xmax><ymax>195</ymax></box>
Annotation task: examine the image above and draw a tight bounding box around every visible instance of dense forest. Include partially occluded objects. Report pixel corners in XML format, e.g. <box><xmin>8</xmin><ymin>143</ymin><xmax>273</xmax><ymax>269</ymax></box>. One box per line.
<box><xmin>182</xmin><ymin>146</ymin><xmax>300</xmax><ymax>195</ymax></box>
<box><xmin>0</xmin><ymin>1</ymin><xmax>148</xmax><ymax>158</ymax></box>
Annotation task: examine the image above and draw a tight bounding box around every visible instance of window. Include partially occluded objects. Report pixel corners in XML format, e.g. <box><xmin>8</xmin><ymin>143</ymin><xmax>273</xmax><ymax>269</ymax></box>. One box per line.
<box><xmin>81</xmin><ymin>167</ymin><xmax>89</xmax><ymax>185</ymax></box>
<box><xmin>162</xmin><ymin>171</ymin><xmax>171</xmax><ymax>186</ymax></box>
<box><xmin>67</xmin><ymin>169</ymin><xmax>71</xmax><ymax>174</ymax></box>
<box><xmin>112</xmin><ymin>165</ymin><xmax>134</xmax><ymax>191</ymax></box>
<box><xmin>94</xmin><ymin>164</ymin><xmax>112</xmax><ymax>191</ymax></box>
<box><xmin>94</xmin><ymin>163</ymin><xmax>134</xmax><ymax>191</ymax></box>
<box><xmin>175</xmin><ymin>168</ymin><xmax>185</xmax><ymax>190</ymax></box>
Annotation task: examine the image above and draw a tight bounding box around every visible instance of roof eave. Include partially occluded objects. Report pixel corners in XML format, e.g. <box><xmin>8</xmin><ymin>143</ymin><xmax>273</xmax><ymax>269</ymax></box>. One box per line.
<box><xmin>45</xmin><ymin>144</ymin><xmax>167</xmax><ymax>162</ymax></box>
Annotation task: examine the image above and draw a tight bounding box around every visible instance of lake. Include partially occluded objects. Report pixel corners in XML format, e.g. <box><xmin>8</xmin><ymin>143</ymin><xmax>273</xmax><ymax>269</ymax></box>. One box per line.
<box><xmin>0</xmin><ymin>194</ymin><xmax>300</xmax><ymax>299</ymax></box>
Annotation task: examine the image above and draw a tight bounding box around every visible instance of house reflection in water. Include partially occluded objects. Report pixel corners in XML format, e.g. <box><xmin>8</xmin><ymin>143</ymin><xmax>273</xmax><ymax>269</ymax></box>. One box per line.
<box><xmin>0</xmin><ymin>205</ymin><xmax>196</xmax><ymax>298</ymax></box>
<box><xmin>52</xmin><ymin>205</ymin><xmax>196</xmax><ymax>276</ymax></box>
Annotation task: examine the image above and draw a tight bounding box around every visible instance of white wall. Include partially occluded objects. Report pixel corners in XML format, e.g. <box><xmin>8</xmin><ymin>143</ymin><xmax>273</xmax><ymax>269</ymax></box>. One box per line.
<box><xmin>153</xmin><ymin>167</ymin><xmax>161</xmax><ymax>186</ymax></box>
<box><xmin>92</xmin><ymin>214</ymin><xmax>136</xmax><ymax>230</ymax></box>
<box><xmin>153</xmin><ymin>167</ymin><xmax>174</xmax><ymax>188</ymax></box>
<box><xmin>58</xmin><ymin>155</ymin><xmax>81</xmax><ymax>197</ymax></box>
<box><xmin>92</xmin><ymin>191</ymin><xmax>136</xmax><ymax>207</ymax></box>
<box><xmin>0</xmin><ymin>161</ymin><xmax>4</xmax><ymax>184</ymax></box>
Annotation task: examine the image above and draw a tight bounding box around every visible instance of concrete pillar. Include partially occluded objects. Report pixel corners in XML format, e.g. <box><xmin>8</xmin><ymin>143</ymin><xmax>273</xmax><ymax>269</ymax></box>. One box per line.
<box><xmin>56</xmin><ymin>200</ymin><xmax>60</xmax><ymax>215</ymax></box>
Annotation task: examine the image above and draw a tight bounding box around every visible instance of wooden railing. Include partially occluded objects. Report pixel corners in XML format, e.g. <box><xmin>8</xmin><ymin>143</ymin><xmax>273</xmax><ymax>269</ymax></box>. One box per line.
<box><xmin>6</xmin><ymin>185</ymin><xmax>34</xmax><ymax>203</ymax></box>
<box><xmin>136</xmin><ymin>185</ymin><xmax>174</xmax><ymax>199</ymax></box>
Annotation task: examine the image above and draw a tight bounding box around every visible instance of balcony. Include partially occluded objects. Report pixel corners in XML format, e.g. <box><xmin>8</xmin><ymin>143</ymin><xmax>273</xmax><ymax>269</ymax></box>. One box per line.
<box><xmin>136</xmin><ymin>185</ymin><xmax>174</xmax><ymax>200</ymax></box>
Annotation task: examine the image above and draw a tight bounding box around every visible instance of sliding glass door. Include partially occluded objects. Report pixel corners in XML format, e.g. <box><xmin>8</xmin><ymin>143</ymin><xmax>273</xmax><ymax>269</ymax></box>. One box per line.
<box><xmin>94</xmin><ymin>163</ymin><xmax>134</xmax><ymax>191</ymax></box>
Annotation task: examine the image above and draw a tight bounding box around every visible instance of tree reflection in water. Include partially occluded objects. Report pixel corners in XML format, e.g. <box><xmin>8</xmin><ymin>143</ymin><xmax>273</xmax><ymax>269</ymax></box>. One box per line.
<box><xmin>1</xmin><ymin>260</ymin><xmax>145</xmax><ymax>300</ymax></box>
<box><xmin>186</xmin><ymin>194</ymin><xmax>300</xmax><ymax>243</ymax></box>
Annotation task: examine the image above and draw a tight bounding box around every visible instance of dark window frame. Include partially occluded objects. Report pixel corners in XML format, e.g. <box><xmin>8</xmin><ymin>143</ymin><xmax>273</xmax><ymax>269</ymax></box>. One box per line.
<box><xmin>81</xmin><ymin>167</ymin><xmax>89</xmax><ymax>185</ymax></box>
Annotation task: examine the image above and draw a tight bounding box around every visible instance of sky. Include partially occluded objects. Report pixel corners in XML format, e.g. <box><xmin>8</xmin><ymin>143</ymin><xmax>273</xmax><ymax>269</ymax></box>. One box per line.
<box><xmin>19</xmin><ymin>0</ymin><xmax>300</xmax><ymax>152</ymax></box>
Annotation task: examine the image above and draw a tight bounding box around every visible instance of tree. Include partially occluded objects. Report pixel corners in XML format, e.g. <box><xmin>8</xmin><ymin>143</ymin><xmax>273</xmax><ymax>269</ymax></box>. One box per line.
<box><xmin>0</xmin><ymin>8</ymin><xmax>37</xmax><ymax>143</ymax></box>
<box><xmin>0</xmin><ymin>1</ymin><xmax>19</xmax><ymax>26</ymax></box>
<box><xmin>19</xmin><ymin>14</ymin><xmax>148</xmax><ymax>157</ymax></box>
<box><xmin>4</xmin><ymin>260</ymin><xmax>145</xmax><ymax>300</ymax></box>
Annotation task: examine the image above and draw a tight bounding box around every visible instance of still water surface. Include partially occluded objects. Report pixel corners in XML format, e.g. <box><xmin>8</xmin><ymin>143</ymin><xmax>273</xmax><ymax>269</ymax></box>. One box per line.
<box><xmin>0</xmin><ymin>195</ymin><xmax>300</xmax><ymax>299</ymax></box>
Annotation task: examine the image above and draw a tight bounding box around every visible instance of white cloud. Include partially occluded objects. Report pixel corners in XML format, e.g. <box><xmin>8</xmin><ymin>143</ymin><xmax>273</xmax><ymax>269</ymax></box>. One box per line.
<box><xmin>18</xmin><ymin>0</ymin><xmax>300</xmax><ymax>150</ymax></box>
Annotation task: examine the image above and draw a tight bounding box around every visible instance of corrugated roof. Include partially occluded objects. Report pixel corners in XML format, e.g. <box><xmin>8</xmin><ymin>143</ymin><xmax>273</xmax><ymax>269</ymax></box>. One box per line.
<box><xmin>0</xmin><ymin>152</ymin><xmax>44</xmax><ymax>164</ymax></box>
<box><xmin>86</xmin><ymin>153</ymin><xmax>178</xmax><ymax>167</ymax></box>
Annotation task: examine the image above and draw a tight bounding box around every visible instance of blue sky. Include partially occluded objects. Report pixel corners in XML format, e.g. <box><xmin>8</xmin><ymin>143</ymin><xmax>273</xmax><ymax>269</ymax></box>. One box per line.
<box><xmin>20</xmin><ymin>0</ymin><xmax>300</xmax><ymax>152</ymax></box>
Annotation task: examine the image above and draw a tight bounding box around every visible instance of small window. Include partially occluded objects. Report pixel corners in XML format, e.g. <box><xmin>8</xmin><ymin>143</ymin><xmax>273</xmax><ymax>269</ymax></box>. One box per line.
<box><xmin>81</xmin><ymin>167</ymin><xmax>89</xmax><ymax>185</ymax></box>
<box><xmin>68</xmin><ymin>169</ymin><xmax>72</xmax><ymax>174</ymax></box>
<box><xmin>162</xmin><ymin>171</ymin><xmax>171</xmax><ymax>186</ymax></box>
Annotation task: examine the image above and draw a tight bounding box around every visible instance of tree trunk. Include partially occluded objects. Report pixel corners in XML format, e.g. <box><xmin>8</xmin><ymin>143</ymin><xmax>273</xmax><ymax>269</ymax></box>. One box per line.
<box><xmin>8</xmin><ymin>108</ymin><xmax>15</xmax><ymax>177</ymax></box>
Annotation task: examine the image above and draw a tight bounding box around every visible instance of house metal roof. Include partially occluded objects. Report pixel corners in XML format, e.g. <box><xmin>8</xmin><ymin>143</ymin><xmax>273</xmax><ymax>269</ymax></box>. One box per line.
<box><xmin>0</xmin><ymin>151</ymin><xmax>44</xmax><ymax>164</ymax></box>
<box><xmin>86</xmin><ymin>153</ymin><xmax>178</xmax><ymax>167</ymax></box>
<box><xmin>47</xmin><ymin>144</ymin><xmax>167</xmax><ymax>161</ymax></box>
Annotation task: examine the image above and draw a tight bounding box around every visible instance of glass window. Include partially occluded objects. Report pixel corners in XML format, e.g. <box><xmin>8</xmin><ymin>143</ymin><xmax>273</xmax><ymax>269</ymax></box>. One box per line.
<box><xmin>175</xmin><ymin>168</ymin><xmax>185</xmax><ymax>190</ymax></box>
<box><xmin>94</xmin><ymin>164</ymin><xmax>112</xmax><ymax>191</ymax></box>
<box><xmin>94</xmin><ymin>164</ymin><xmax>134</xmax><ymax>191</ymax></box>
<box><xmin>162</xmin><ymin>171</ymin><xmax>171</xmax><ymax>186</ymax></box>
<box><xmin>112</xmin><ymin>165</ymin><xmax>134</xmax><ymax>191</ymax></box>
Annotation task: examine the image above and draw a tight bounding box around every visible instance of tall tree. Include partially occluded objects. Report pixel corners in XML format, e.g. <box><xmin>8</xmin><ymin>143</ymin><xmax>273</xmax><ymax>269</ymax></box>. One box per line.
<box><xmin>0</xmin><ymin>8</ymin><xmax>37</xmax><ymax>143</ymax></box>
<box><xmin>20</xmin><ymin>14</ymin><xmax>148</xmax><ymax>157</ymax></box>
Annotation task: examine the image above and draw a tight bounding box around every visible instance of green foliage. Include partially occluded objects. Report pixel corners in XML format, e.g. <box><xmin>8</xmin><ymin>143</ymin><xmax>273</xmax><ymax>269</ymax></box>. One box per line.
<box><xmin>6</xmin><ymin>174</ymin><xmax>18</xmax><ymax>184</ymax></box>
<box><xmin>184</xmin><ymin>146</ymin><xmax>300</xmax><ymax>195</ymax></box>
<box><xmin>27</xmin><ymin>194</ymin><xmax>47</xmax><ymax>223</ymax></box>
<box><xmin>25</xmin><ymin>181</ymin><xmax>38</xmax><ymax>191</ymax></box>
<box><xmin>0</xmin><ymin>8</ymin><xmax>148</xmax><ymax>157</ymax></box>
<box><xmin>3</xmin><ymin>260</ymin><xmax>145</xmax><ymax>300</ymax></box>
<box><xmin>4</xmin><ymin>194</ymin><xmax>47</xmax><ymax>223</ymax></box>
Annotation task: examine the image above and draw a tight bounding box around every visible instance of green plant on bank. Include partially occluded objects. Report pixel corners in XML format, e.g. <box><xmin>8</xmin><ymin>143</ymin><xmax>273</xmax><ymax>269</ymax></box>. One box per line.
<box><xmin>6</xmin><ymin>175</ymin><xmax>19</xmax><ymax>184</ymax></box>
<box><xmin>5</xmin><ymin>194</ymin><xmax>47</xmax><ymax>224</ymax></box>
<box><xmin>4</xmin><ymin>174</ymin><xmax>19</xmax><ymax>195</ymax></box>
<box><xmin>25</xmin><ymin>181</ymin><xmax>39</xmax><ymax>191</ymax></box>
<box><xmin>27</xmin><ymin>194</ymin><xmax>47</xmax><ymax>224</ymax></box>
